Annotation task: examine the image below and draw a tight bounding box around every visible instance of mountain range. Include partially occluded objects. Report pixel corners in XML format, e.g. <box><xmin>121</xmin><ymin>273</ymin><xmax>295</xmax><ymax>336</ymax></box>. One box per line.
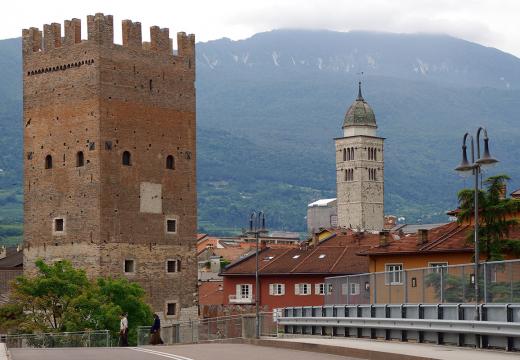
<box><xmin>0</xmin><ymin>29</ymin><xmax>520</xmax><ymax>240</ymax></box>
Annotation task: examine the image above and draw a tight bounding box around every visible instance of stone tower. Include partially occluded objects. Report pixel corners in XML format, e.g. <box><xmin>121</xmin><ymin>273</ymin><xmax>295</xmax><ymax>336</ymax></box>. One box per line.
<box><xmin>22</xmin><ymin>14</ymin><xmax>197</xmax><ymax>321</ymax></box>
<box><xmin>335</xmin><ymin>83</ymin><xmax>384</xmax><ymax>231</ymax></box>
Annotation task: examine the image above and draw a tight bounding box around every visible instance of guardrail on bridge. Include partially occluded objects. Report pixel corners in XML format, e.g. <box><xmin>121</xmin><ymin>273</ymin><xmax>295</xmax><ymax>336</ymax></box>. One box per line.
<box><xmin>279</xmin><ymin>304</ymin><xmax>520</xmax><ymax>351</ymax></box>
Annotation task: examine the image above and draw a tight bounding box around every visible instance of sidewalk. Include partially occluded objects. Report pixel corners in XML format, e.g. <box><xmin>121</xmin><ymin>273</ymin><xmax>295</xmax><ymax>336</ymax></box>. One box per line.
<box><xmin>247</xmin><ymin>336</ymin><xmax>520</xmax><ymax>360</ymax></box>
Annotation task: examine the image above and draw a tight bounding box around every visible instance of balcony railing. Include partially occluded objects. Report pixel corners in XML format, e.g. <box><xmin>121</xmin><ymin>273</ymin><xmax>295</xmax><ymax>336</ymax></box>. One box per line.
<box><xmin>228</xmin><ymin>294</ymin><xmax>254</xmax><ymax>304</ymax></box>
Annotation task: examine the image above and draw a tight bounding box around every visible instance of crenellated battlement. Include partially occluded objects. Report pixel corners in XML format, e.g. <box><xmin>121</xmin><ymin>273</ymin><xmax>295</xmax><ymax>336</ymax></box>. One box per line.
<box><xmin>23</xmin><ymin>13</ymin><xmax>195</xmax><ymax>59</ymax></box>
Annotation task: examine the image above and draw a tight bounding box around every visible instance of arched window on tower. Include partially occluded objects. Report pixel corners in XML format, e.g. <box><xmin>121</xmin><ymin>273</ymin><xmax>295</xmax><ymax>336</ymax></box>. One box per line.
<box><xmin>343</xmin><ymin>148</ymin><xmax>346</xmax><ymax>162</ymax></box>
<box><xmin>166</xmin><ymin>155</ymin><xmax>175</xmax><ymax>170</ymax></box>
<box><xmin>374</xmin><ymin>149</ymin><xmax>377</xmax><ymax>161</ymax></box>
<box><xmin>76</xmin><ymin>151</ymin><xmax>84</xmax><ymax>167</ymax></box>
<box><xmin>351</xmin><ymin>147</ymin><xmax>355</xmax><ymax>160</ymax></box>
<box><xmin>122</xmin><ymin>151</ymin><xmax>132</xmax><ymax>166</ymax></box>
<box><xmin>45</xmin><ymin>155</ymin><xmax>52</xmax><ymax>169</ymax></box>
<box><xmin>351</xmin><ymin>169</ymin><xmax>354</xmax><ymax>181</ymax></box>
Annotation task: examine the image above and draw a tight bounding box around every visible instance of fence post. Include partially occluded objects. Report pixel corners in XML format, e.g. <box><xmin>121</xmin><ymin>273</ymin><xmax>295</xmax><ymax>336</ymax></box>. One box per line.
<box><xmin>510</xmin><ymin>262</ymin><xmax>514</xmax><ymax>303</ymax></box>
<box><xmin>403</xmin><ymin>270</ymin><xmax>408</xmax><ymax>303</ymax></box>
<box><xmin>462</xmin><ymin>265</ymin><xmax>466</xmax><ymax>303</ymax></box>
<box><xmin>372</xmin><ymin>273</ymin><xmax>377</xmax><ymax>304</ymax></box>
<box><xmin>106</xmin><ymin>330</ymin><xmax>109</xmax><ymax>348</ymax></box>
<box><xmin>346</xmin><ymin>276</ymin><xmax>350</xmax><ymax>305</ymax></box>
<box><xmin>483</xmin><ymin>262</ymin><xmax>488</xmax><ymax>303</ymax></box>
<box><xmin>440</xmin><ymin>268</ymin><xmax>444</xmax><ymax>303</ymax></box>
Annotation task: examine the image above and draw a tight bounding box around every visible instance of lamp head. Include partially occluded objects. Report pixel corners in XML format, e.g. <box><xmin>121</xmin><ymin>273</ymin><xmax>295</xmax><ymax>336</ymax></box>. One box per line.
<box><xmin>475</xmin><ymin>137</ymin><xmax>499</xmax><ymax>168</ymax></box>
<box><xmin>455</xmin><ymin>144</ymin><xmax>475</xmax><ymax>174</ymax></box>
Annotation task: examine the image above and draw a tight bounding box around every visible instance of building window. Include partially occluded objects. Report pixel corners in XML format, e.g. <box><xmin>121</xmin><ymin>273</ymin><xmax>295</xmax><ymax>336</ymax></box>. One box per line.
<box><xmin>428</xmin><ymin>262</ymin><xmax>448</xmax><ymax>274</ymax></box>
<box><xmin>122</xmin><ymin>151</ymin><xmax>131</xmax><ymax>166</ymax></box>
<box><xmin>237</xmin><ymin>284</ymin><xmax>252</xmax><ymax>299</ymax></box>
<box><xmin>373</xmin><ymin>148</ymin><xmax>377</xmax><ymax>161</ymax></box>
<box><xmin>53</xmin><ymin>218</ymin><xmax>64</xmax><ymax>233</ymax></box>
<box><xmin>316</xmin><ymin>283</ymin><xmax>332</xmax><ymax>295</ymax></box>
<box><xmin>166</xmin><ymin>302</ymin><xmax>177</xmax><ymax>316</ymax></box>
<box><xmin>343</xmin><ymin>148</ymin><xmax>347</xmax><ymax>161</ymax></box>
<box><xmin>345</xmin><ymin>169</ymin><xmax>354</xmax><ymax>182</ymax></box>
<box><xmin>350</xmin><ymin>283</ymin><xmax>360</xmax><ymax>295</ymax></box>
<box><xmin>76</xmin><ymin>151</ymin><xmax>84</xmax><ymax>167</ymax></box>
<box><xmin>45</xmin><ymin>155</ymin><xmax>53</xmax><ymax>169</ymax></box>
<box><xmin>351</xmin><ymin>147</ymin><xmax>355</xmax><ymax>160</ymax></box>
<box><xmin>368</xmin><ymin>168</ymin><xmax>377</xmax><ymax>181</ymax></box>
<box><xmin>385</xmin><ymin>264</ymin><xmax>403</xmax><ymax>285</ymax></box>
<box><xmin>124</xmin><ymin>259</ymin><xmax>135</xmax><ymax>274</ymax></box>
<box><xmin>167</xmin><ymin>259</ymin><xmax>181</xmax><ymax>273</ymax></box>
<box><xmin>295</xmin><ymin>283</ymin><xmax>311</xmax><ymax>295</ymax></box>
<box><xmin>269</xmin><ymin>283</ymin><xmax>285</xmax><ymax>296</ymax></box>
<box><xmin>166</xmin><ymin>155</ymin><xmax>175</xmax><ymax>170</ymax></box>
<box><xmin>166</xmin><ymin>219</ymin><xmax>177</xmax><ymax>234</ymax></box>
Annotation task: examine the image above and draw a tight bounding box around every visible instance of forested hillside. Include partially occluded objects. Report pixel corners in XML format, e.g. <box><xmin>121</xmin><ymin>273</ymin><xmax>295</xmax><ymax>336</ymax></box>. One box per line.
<box><xmin>1</xmin><ymin>30</ymin><xmax>519</xmax><ymax>240</ymax></box>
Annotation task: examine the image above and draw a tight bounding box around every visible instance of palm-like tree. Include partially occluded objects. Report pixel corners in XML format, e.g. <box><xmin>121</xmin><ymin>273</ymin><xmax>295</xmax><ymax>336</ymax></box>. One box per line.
<box><xmin>457</xmin><ymin>174</ymin><xmax>520</xmax><ymax>261</ymax></box>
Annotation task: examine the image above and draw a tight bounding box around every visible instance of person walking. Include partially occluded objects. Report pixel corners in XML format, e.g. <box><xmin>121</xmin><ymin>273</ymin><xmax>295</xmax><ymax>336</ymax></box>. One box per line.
<box><xmin>119</xmin><ymin>313</ymin><xmax>129</xmax><ymax>347</ymax></box>
<box><xmin>149</xmin><ymin>313</ymin><xmax>164</xmax><ymax>345</ymax></box>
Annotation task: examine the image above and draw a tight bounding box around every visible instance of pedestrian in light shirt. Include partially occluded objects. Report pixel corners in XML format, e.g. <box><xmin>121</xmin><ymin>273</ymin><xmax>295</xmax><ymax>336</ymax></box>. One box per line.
<box><xmin>119</xmin><ymin>313</ymin><xmax>129</xmax><ymax>346</ymax></box>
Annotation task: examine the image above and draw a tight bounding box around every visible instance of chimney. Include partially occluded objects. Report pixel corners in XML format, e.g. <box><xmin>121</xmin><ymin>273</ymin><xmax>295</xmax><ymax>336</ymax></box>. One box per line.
<box><xmin>417</xmin><ymin>229</ymin><xmax>429</xmax><ymax>245</ymax></box>
<box><xmin>379</xmin><ymin>230</ymin><xmax>390</xmax><ymax>247</ymax></box>
<box><xmin>499</xmin><ymin>184</ymin><xmax>507</xmax><ymax>200</ymax></box>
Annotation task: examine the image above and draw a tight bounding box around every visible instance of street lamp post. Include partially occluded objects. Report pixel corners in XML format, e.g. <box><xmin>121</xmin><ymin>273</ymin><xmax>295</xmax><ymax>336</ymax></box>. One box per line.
<box><xmin>247</xmin><ymin>211</ymin><xmax>268</xmax><ymax>339</ymax></box>
<box><xmin>455</xmin><ymin>127</ymin><xmax>498</xmax><ymax>317</ymax></box>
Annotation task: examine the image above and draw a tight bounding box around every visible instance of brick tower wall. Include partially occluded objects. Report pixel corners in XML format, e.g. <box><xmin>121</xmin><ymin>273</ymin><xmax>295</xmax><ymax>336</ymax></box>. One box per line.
<box><xmin>22</xmin><ymin>14</ymin><xmax>197</xmax><ymax>321</ymax></box>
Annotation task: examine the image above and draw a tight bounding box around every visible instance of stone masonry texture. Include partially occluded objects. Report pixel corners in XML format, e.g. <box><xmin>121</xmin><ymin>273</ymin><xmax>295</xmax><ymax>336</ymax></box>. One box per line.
<box><xmin>335</xmin><ymin>136</ymin><xmax>384</xmax><ymax>231</ymax></box>
<box><xmin>22</xmin><ymin>13</ymin><xmax>198</xmax><ymax>320</ymax></box>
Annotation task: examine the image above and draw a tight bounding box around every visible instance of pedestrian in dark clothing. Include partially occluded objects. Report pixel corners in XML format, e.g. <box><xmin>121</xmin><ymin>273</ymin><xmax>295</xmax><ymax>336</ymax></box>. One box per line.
<box><xmin>119</xmin><ymin>313</ymin><xmax>129</xmax><ymax>347</ymax></box>
<box><xmin>149</xmin><ymin>313</ymin><xmax>164</xmax><ymax>345</ymax></box>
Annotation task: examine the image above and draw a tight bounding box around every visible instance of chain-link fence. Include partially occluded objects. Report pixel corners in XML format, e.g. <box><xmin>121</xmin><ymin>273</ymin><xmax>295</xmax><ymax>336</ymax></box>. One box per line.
<box><xmin>1</xmin><ymin>330</ymin><xmax>110</xmax><ymax>348</ymax></box>
<box><xmin>137</xmin><ymin>312</ymin><xmax>277</xmax><ymax>346</ymax></box>
<box><xmin>325</xmin><ymin>259</ymin><xmax>520</xmax><ymax>305</ymax></box>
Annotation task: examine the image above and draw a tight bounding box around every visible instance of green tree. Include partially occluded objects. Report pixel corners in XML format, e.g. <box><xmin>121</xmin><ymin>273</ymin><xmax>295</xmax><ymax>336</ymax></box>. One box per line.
<box><xmin>97</xmin><ymin>277</ymin><xmax>153</xmax><ymax>344</ymax></box>
<box><xmin>457</xmin><ymin>174</ymin><xmax>520</xmax><ymax>261</ymax></box>
<box><xmin>10</xmin><ymin>259</ymin><xmax>90</xmax><ymax>332</ymax></box>
<box><xmin>4</xmin><ymin>260</ymin><xmax>153</xmax><ymax>345</ymax></box>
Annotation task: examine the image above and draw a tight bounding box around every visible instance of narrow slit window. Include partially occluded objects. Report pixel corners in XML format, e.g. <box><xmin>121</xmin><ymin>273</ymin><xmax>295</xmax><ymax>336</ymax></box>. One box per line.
<box><xmin>166</xmin><ymin>155</ymin><xmax>175</xmax><ymax>170</ymax></box>
<box><xmin>122</xmin><ymin>151</ymin><xmax>131</xmax><ymax>166</ymax></box>
<box><xmin>45</xmin><ymin>155</ymin><xmax>53</xmax><ymax>169</ymax></box>
<box><xmin>76</xmin><ymin>151</ymin><xmax>84</xmax><ymax>167</ymax></box>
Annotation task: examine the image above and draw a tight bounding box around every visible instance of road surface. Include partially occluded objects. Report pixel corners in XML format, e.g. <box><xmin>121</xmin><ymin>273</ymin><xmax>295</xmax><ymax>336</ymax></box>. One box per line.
<box><xmin>10</xmin><ymin>343</ymin><xmax>360</xmax><ymax>360</ymax></box>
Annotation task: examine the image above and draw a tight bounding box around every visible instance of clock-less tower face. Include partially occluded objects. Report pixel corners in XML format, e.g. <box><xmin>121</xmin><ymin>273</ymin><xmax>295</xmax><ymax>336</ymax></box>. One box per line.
<box><xmin>335</xmin><ymin>83</ymin><xmax>384</xmax><ymax>231</ymax></box>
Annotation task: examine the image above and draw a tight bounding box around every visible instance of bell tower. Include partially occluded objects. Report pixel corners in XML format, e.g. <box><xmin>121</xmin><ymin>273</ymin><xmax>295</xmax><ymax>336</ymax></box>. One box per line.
<box><xmin>335</xmin><ymin>82</ymin><xmax>384</xmax><ymax>231</ymax></box>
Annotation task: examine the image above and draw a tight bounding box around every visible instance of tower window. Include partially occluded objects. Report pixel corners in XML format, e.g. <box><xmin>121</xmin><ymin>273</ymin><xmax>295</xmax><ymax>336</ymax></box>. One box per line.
<box><xmin>166</xmin><ymin>155</ymin><xmax>175</xmax><ymax>170</ymax></box>
<box><xmin>166</xmin><ymin>302</ymin><xmax>177</xmax><ymax>316</ymax></box>
<box><xmin>345</xmin><ymin>169</ymin><xmax>354</xmax><ymax>182</ymax></box>
<box><xmin>76</xmin><ymin>151</ymin><xmax>84</xmax><ymax>167</ymax></box>
<box><xmin>351</xmin><ymin>147</ymin><xmax>355</xmax><ymax>160</ymax></box>
<box><xmin>166</xmin><ymin>218</ymin><xmax>177</xmax><ymax>233</ymax></box>
<box><xmin>124</xmin><ymin>259</ymin><xmax>135</xmax><ymax>273</ymax></box>
<box><xmin>53</xmin><ymin>218</ymin><xmax>64</xmax><ymax>233</ymax></box>
<box><xmin>122</xmin><ymin>151</ymin><xmax>131</xmax><ymax>166</ymax></box>
<box><xmin>368</xmin><ymin>168</ymin><xmax>377</xmax><ymax>181</ymax></box>
<box><xmin>167</xmin><ymin>259</ymin><xmax>181</xmax><ymax>273</ymax></box>
<box><xmin>373</xmin><ymin>148</ymin><xmax>377</xmax><ymax>161</ymax></box>
<box><xmin>343</xmin><ymin>148</ymin><xmax>346</xmax><ymax>162</ymax></box>
<box><xmin>45</xmin><ymin>155</ymin><xmax>53</xmax><ymax>169</ymax></box>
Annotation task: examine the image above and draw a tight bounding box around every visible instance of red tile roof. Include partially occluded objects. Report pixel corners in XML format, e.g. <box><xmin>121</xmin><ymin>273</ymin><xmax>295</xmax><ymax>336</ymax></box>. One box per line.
<box><xmin>359</xmin><ymin>221</ymin><xmax>519</xmax><ymax>256</ymax></box>
<box><xmin>222</xmin><ymin>229</ymin><xmax>380</xmax><ymax>276</ymax></box>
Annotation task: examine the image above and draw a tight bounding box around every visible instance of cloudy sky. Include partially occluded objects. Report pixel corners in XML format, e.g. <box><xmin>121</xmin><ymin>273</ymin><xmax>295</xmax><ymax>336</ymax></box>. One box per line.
<box><xmin>3</xmin><ymin>0</ymin><xmax>520</xmax><ymax>57</ymax></box>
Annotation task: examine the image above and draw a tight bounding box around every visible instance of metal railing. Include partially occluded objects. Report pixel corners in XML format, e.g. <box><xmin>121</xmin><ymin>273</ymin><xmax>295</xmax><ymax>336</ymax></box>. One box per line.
<box><xmin>325</xmin><ymin>259</ymin><xmax>520</xmax><ymax>305</ymax></box>
<box><xmin>1</xmin><ymin>330</ymin><xmax>111</xmax><ymax>348</ymax></box>
<box><xmin>137</xmin><ymin>312</ymin><xmax>277</xmax><ymax>346</ymax></box>
<box><xmin>280</xmin><ymin>304</ymin><xmax>520</xmax><ymax>351</ymax></box>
